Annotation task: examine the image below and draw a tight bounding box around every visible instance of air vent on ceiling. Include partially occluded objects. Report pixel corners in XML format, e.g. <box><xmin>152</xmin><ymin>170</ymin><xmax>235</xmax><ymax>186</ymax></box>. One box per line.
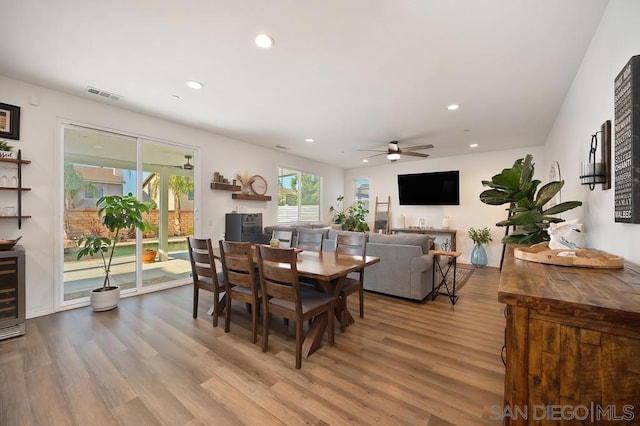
<box><xmin>87</xmin><ymin>86</ymin><xmax>122</xmax><ymax>101</ymax></box>
<box><xmin>275</xmin><ymin>144</ymin><xmax>289</xmax><ymax>150</ymax></box>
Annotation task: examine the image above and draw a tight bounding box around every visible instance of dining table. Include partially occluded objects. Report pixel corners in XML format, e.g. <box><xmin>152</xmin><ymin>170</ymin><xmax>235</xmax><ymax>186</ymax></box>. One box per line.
<box><xmin>213</xmin><ymin>245</ymin><xmax>380</xmax><ymax>357</ymax></box>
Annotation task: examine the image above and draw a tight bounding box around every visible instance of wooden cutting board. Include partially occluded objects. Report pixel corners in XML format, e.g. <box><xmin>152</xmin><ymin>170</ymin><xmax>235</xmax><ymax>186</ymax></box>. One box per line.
<box><xmin>513</xmin><ymin>242</ymin><xmax>624</xmax><ymax>268</ymax></box>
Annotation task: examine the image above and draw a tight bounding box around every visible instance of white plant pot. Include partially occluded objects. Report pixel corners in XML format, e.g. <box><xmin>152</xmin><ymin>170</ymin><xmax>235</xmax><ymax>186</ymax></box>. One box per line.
<box><xmin>90</xmin><ymin>286</ymin><xmax>120</xmax><ymax>311</ymax></box>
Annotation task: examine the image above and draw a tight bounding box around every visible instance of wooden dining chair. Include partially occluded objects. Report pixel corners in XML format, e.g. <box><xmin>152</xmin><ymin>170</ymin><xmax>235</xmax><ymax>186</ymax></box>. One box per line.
<box><xmin>218</xmin><ymin>240</ymin><xmax>262</xmax><ymax>343</ymax></box>
<box><xmin>257</xmin><ymin>245</ymin><xmax>335</xmax><ymax>369</ymax></box>
<box><xmin>335</xmin><ymin>233</ymin><xmax>367</xmax><ymax>332</ymax></box>
<box><xmin>187</xmin><ymin>237</ymin><xmax>225</xmax><ymax>327</ymax></box>
<box><xmin>272</xmin><ymin>230</ymin><xmax>293</xmax><ymax>248</ymax></box>
<box><xmin>296</xmin><ymin>230</ymin><xmax>324</xmax><ymax>252</ymax></box>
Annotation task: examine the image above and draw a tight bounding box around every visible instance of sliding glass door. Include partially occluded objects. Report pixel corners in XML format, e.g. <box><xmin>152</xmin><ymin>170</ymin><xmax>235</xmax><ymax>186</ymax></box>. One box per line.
<box><xmin>62</xmin><ymin>126</ymin><xmax>195</xmax><ymax>305</ymax></box>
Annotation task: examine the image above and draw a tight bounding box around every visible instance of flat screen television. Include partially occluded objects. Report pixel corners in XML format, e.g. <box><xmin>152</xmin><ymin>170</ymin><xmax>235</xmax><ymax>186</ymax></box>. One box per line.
<box><xmin>397</xmin><ymin>170</ymin><xmax>460</xmax><ymax>205</ymax></box>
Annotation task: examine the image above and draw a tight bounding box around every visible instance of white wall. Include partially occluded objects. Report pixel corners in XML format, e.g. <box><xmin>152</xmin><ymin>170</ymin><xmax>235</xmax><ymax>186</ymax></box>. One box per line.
<box><xmin>0</xmin><ymin>75</ymin><xmax>344</xmax><ymax>318</ymax></box>
<box><xmin>345</xmin><ymin>146</ymin><xmax>545</xmax><ymax>267</ymax></box>
<box><xmin>543</xmin><ymin>0</ymin><xmax>640</xmax><ymax>264</ymax></box>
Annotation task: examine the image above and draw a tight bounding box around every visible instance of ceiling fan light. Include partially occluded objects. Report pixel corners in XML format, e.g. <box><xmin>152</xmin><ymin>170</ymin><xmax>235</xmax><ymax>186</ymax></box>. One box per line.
<box><xmin>387</xmin><ymin>152</ymin><xmax>401</xmax><ymax>161</ymax></box>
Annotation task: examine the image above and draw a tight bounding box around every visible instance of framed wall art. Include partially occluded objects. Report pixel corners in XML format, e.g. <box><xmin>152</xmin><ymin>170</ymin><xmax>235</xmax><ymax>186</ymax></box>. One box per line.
<box><xmin>0</xmin><ymin>103</ymin><xmax>20</xmax><ymax>140</ymax></box>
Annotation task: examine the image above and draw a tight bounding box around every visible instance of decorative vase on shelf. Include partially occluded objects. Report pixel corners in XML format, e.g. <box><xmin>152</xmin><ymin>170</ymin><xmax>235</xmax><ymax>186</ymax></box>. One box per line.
<box><xmin>471</xmin><ymin>243</ymin><xmax>487</xmax><ymax>268</ymax></box>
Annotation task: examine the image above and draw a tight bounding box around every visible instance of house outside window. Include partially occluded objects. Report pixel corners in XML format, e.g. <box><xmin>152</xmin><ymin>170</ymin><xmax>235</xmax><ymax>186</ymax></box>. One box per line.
<box><xmin>278</xmin><ymin>167</ymin><xmax>320</xmax><ymax>223</ymax></box>
<box><xmin>84</xmin><ymin>183</ymin><xmax>104</xmax><ymax>199</ymax></box>
<box><xmin>355</xmin><ymin>178</ymin><xmax>370</xmax><ymax>221</ymax></box>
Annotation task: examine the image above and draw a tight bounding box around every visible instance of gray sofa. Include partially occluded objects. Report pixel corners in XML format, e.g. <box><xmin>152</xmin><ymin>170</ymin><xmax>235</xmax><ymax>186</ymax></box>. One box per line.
<box><xmin>324</xmin><ymin>231</ymin><xmax>439</xmax><ymax>301</ymax></box>
<box><xmin>363</xmin><ymin>233</ymin><xmax>439</xmax><ymax>301</ymax></box>
<box><xmin>262</xmin><ymin>224</ymin><xmax>336</xmax><ymax>246</ymax></box>
<box><xmin>262</xmin><ymin>227</ymin><xmax>440</xmax><ymax>301</ymax></box>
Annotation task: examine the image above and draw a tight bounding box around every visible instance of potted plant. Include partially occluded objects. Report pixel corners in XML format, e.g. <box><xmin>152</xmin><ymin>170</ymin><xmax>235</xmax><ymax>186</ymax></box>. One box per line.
<box><xmin>480</xmin><ymin>155</ymin><xmax>582</xmax><ymax>245</ymax></box>
<box><xmin>468</xmin><ymin>227</ymin><xmax>492</xmax><ymax>267</ymax></box>
<box><xmin>142</xmin><ymin>247</ymin><xmax>157</xmax><ymax>263</ymax></box>
<box><xmin>76</xmin><ymin>193</ymin><xmax>151</xmax><ymax>311</ymax></box>
<box><xmin>329</xmin><ymin>195</ymin><xmax>370</xmax><ymax>232</ymax></box>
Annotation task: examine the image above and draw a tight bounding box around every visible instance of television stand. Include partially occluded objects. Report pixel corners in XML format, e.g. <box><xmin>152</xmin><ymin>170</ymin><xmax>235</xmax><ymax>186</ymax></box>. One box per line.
<box><xmin>390</xmin><ymin>228</ymin><xmax>457</xmax><ymax>251</ymax></box>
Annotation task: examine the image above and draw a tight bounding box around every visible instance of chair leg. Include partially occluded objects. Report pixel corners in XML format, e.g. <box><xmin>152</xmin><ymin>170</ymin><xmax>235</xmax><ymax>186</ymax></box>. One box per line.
<box><xmin>251</xmin><ymin>301</ymin><xmax>258</xmax><ymax>344</ymax></box>
<box><xmin>340</xmin><ymin>295</ymin><xmax>347</xmax><ymax>333</ymax></box>
<box><xmin>212</xmin><ymin>291</ymin><xmax>219</xmax><ymax>327</ymax></box>
<box><xmin>193</xmin><ymin>287</ymin><xmax>199</xmax><ymax>318</ymax></box>
<box><xmin>224</xmin><ymin>292</ymin><xmax>231</xmax><ymax>333</ymax></box>
<box><xmin>327</xmin><ymin>306</ymin><xmax>335</xmax><ymax>345</ymax></box>
<box><xmin>262</xmin><ymin>306</ymin><xmax>270</xmax><ymax>353</ymax></box>
<box><xmin>295</xmin><ymin>319</ymin><xmax>303</xmax><ymax>369</ymax></box>
<box><xmin>359</xmin><ymin>287</ymin><xmax>364</xmax><ymax>319</ymax></box>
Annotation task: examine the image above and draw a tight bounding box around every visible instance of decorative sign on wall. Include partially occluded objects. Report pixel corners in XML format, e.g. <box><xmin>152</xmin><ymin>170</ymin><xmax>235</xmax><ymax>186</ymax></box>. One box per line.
<box><xmin>614</xmin><ymin>55</ymin><xmax>640</xmax><ymax>223</ymax></box>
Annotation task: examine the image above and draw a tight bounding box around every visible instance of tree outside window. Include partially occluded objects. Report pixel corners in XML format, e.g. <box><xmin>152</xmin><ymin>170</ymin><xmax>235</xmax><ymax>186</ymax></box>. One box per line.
<box><xmin>278</xmin><ymin>168</ymin><xmax>320</xmax><ymax>223</ymax></box>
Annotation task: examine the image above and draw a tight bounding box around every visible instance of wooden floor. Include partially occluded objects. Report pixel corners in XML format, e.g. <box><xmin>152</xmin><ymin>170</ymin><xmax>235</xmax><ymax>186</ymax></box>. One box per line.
<box><xmin>1</xmin><ymin>267</ymin><xmax>505</xmax><ymax>425</ymax></box>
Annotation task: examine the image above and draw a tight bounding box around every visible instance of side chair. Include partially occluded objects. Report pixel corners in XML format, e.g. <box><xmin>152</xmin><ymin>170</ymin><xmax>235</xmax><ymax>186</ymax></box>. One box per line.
<box><xmin>257</xmin><ymin>245</ymin><xmax>335</xmax><ymax>369</ymax></box>
<box><xmin>271</xmin><ymin>230</ymin><xmax>294</xmax><ymax>248</ymax></box>
<box><xmin>296</xmin><ymin>229</ymin><xmax>324</xmax><ymax>252</ymax></box>
<box><xmin>187</xmin><ymin>237</ymin><xmax>226</xmax><ymax>327</ymax></box>
<box><xmin>335</xmin><ymin>233</ymin><xmax>367</xmax><ymax>332</ymax></box>
<box><xmin>218</xmin><ymin>240</ymin><xmax>261</xmax><ymax>343</ymax></box>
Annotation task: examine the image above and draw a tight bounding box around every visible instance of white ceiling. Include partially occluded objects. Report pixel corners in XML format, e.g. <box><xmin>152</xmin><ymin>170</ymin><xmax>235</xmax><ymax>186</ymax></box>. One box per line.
<box><xmin>0</xmin><ymin>0</ymin><xmax>609</xmax><ymax>169</ymax></box>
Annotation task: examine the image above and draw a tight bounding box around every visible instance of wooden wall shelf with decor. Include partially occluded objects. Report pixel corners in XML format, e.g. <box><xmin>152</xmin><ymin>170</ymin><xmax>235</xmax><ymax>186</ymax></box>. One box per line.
<box><xmin>232</xmin><ymin>193</ymin><xmax>272</xmax><ymax>201</ymax></box>
<box><xmin>0</xmin><ymin>150</ymin><xmax>29</xmax><ymax>229</ymax></box>
<box><xmin>211</xmin><ymin>182</ymin><xmax>241</xmax><ymax>191</ymax></box>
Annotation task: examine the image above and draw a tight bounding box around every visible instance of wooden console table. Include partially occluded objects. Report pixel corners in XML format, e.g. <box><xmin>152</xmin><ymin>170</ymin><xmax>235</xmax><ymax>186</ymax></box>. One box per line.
<box><xmin>390</xmin><ymin>228</ymin><xmax>457</xmax><ymax>251</ymax></box>
<box><xmin>499</xmin><ymin>246</ymin><xmax>640</xmax><ymax>425</ymax></box>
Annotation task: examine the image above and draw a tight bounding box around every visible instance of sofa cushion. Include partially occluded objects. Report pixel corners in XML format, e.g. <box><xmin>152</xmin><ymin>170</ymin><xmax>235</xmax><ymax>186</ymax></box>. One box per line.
<box><xmin>367</xmin><ymin>233</ymin><xmax>433</xmax><ymax>254</ymax></box>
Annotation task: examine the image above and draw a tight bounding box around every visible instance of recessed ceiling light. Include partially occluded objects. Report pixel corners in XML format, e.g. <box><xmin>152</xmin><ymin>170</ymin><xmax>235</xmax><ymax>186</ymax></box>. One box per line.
<box><xmin>255</xmin><ymin>34</ymin><xmax>274</xmax><ymax>48</ymax></box>
<box><xmin>470</xmin><ymin>143</ymin><xmax>479</xmax><ymax>148</ymax></box>
<box><xmin>447</xmin><ymin>104</ymin><xmax>460</xmax><ymax>110</ymax></box>
<box><xmin>305</xmin><ymin>138</ymin><xmax>314</xmax><ymax>143</ymax></box>
<box><xmin>186</xmin><ymin>80</ymin><xmax>204</xmax><ymax>90</ymax></box>
<box><xmin>171</xmin><ymin>94</ymin><xmax>180</xmax><ymax>100</ymax></box>
<box><xmin>362</xmin><ymin>159</ymin><xmax>369</xmax><ymax>163</ymax></box>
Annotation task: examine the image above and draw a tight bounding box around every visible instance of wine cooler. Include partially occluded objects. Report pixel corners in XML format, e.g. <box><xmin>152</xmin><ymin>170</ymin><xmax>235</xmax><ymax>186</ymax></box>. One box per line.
<box><xmin>0</xmin><ymin>247</ymin><xmax>25</xmax><ymax>340</ymax></box>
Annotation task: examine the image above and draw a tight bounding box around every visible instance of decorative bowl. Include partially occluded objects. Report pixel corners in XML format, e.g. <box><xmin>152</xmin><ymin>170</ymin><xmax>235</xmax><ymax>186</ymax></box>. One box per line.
<box><xmin>0</xmin><ymin>236</ymin><xmax>22</xmax><ymax>251</ymax></box>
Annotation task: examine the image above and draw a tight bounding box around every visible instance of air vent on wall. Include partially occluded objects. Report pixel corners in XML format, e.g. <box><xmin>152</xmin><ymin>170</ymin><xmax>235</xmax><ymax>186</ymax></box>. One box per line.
<box><xmin>87</xmin><ymin>86</ymin><xmax>123</xmax><ymax>101</ymax></box>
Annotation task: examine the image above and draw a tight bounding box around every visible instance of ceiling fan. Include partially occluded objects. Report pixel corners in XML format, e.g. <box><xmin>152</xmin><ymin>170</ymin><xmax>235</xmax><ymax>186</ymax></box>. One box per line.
<box><xmin>145</xmin><ymin>155</ymin><xmax>194</xmax><ymax>170</ymax></box>
<box><xmin>359</xmin><ymin>141</ymin><xmax>434</xmax><ymax>162</ymax></box>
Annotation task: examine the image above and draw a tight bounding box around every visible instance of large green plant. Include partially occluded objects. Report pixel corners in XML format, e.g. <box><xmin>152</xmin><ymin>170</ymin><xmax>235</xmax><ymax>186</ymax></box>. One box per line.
<box><xmin>329</xmin><ymin>195</ymin><xmax>370</xmax><ymax>232</ymax></box>
<box><xmin>76</xmin><ymin>193</ymin><xmax>151</xmax><ymax>291</ymax></box>
<box><xmin>479</xmin><ymin>155</ymin><xmax>582</xmax><ymax>245</ymax></box>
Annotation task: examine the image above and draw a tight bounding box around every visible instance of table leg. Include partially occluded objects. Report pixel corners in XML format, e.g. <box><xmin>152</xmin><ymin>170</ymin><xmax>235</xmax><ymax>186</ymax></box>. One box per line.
<box><xmin>315</xmin><ymin>276</ymin><xmax>349</xmax><ymax>328</ymax></box>
<box><xmin>302</xmin><ymin>313</ymin><xmax>328</xmax><ymax>357</ymax></box>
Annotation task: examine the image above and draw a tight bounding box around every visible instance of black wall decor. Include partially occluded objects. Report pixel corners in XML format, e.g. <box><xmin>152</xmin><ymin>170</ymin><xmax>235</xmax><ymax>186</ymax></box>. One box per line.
<box><xmin>614</xmin><ymin>55</ymin><xmax>640</xmax><ymax>223</ymax></box>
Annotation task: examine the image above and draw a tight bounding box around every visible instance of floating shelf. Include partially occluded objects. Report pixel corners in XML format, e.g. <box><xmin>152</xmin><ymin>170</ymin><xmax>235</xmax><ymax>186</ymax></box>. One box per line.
<box><xmin>231</xmin><ymin>193</ymin><xmax>272</xmax><ymax>201</ymax></box>
<box><xmin>211</xmin><ymin>182</ymin><xmax>241</xmax><ymax>191</ymax></box>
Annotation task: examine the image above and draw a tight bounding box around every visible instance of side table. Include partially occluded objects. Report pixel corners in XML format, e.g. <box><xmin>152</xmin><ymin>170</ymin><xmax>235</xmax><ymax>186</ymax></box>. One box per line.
<box><xmin>432</xmin><ymin>250</ymin><xmax>462</xmax><ymax>305</ymax></box>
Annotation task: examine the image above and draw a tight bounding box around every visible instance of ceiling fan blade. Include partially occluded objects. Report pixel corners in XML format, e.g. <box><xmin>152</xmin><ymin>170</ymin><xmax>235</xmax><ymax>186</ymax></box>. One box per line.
<box><xmin>357</xmin><ymin>149</ymin><xmax>386</xmax><ymax>153</ymax></box>
<box><xmin>362</xmin><ymin>152</ymin><xmax>387</xmax><ymax>159</ymax></box>
<box><xmin>402</xmin><ymin>151</ymin><xmax>430</xmax><ymax>158</ymax></box>
<box><xmin>402</xmin><ymin>144</ymin><xmax>434</xmax><ymax>152</ymax></box>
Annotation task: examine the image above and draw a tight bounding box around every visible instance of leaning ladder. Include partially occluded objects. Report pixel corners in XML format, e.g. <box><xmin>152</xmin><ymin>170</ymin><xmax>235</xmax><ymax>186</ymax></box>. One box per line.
<box><xmin>373</xmin><ymin>196</ymin><xmax>391</xmax><ymax>234</ymax></box>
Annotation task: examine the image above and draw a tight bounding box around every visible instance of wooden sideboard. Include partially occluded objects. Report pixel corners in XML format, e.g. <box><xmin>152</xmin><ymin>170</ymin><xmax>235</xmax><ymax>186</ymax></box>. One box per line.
<box><xmin>498</xmin><ymin>246</ymin><xmax>640</xmax><ymax>425</ymax></box>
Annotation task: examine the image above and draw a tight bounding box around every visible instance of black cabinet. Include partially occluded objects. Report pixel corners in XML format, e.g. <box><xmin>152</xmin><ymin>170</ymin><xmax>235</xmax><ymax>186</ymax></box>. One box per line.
<box><xmin>225</xmin><ymin>213</ymin><xmax>262</xmax><ymax>243</ymax></box>
<box><xmin>0</xmin><ymin>246</ymin><xmax>25</xmax><ymax>340</ymax></box>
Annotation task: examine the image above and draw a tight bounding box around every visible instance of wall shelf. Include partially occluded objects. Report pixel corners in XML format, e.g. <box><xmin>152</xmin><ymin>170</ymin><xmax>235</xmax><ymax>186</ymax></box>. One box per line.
<box><xmin>0</xmin><ymin>150</ymin><xmax>29</xmax><ymax>229</ymax></box>
<box><xmin>232</xmin><ymin>193</ymin><xmax>272</xmax><ymax>201</ymax></box>
<box><xmin>211</xmin><ymin>182</ymin><xmax>241</xmax><ymax>191</ymax></box>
